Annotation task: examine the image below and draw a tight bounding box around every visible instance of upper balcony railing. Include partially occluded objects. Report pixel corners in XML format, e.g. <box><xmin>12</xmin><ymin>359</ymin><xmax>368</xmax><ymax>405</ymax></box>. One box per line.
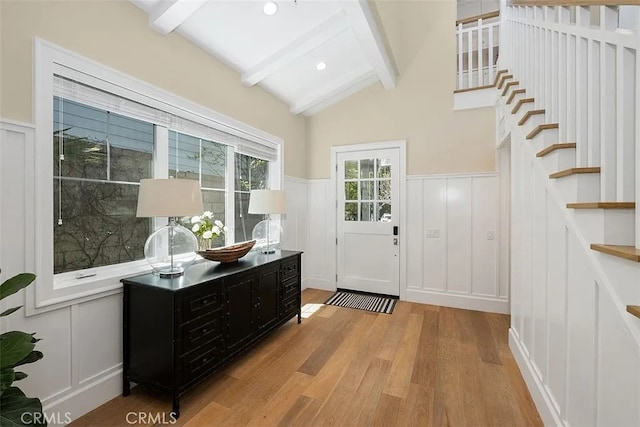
<box><xmin>456</xmin><ymin>11</ymin><xmax>501</xmax><ymax>91</ymax></box>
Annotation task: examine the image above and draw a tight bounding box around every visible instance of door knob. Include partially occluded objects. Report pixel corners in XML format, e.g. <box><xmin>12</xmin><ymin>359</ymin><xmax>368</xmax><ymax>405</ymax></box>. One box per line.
<box><xmin>393</xmin><ymin>238</ymin><xmax>398</xmax><ymax>245</ymax></box>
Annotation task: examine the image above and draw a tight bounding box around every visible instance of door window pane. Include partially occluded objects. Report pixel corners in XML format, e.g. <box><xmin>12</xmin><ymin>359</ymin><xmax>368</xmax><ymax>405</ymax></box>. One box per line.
<box><xmin>377</xmin><ymin>158</ymin><xmax>391</xmax><ymax>178</ymax></box>
<box><xmin>377</xmin><ymin>180</ymin><xmax>391</xmax><ymax>200</ymax></box>
<box><xmin>360</xmin><ymin>159</ymin><xmax>374</xmax><ymax>179</ymax></box>
<box><xmin>345</xmin><ymin>182</ymin><xmax>358</xmax><ymax>200</ymax></box>
<box><xmin>345</xmin><ymin>203</ymin><xmax>358</xmax><ymax>221</ymax></box>
<box><xmin>345</xmin><ymin>160</ymin><xmax>358</xmax><ymax>179</ymax></box>
<box><xmin>360</xmin><ymin>181</ymin><xmax>374</xmax><ymax>201</ymax></box>
<box><xmin>360</xmin><ymin>202</ymin><xmax>374</xmax><ymax>222</ymax></box>
<box><xmin>378</xmin><ymin>203</ymin><xmax>391</xmax><ymax>222</ymax></box>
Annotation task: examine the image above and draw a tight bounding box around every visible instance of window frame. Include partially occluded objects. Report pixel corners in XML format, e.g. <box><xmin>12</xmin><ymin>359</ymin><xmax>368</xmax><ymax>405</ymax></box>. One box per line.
<box><xmin>31</xmin><ymin>38</ymin><xmax>283</xmax><ymax>314</ymax></box>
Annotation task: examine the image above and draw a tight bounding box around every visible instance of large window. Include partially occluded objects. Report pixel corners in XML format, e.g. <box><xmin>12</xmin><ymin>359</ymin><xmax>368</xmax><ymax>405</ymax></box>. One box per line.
<box><xmin>51</xmin><ymin>79</ymin><xmax>276</xmax><ymax>278</ymax></box>
<box><xmin>53</xmin><ymin>97</ymin><xmax>153</xmax><ymax>274</ymax></box>
<box><xmin>234</xmin><ymin>153</ymin><xmax>268</xmax><ymax>242</ymax></box>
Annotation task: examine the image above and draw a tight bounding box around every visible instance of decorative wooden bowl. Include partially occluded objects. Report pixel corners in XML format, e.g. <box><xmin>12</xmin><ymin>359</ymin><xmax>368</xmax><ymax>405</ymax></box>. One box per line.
<box><xmin>197</xmin><ymin>240</ymin><xmax>256</xmax><ymax>263</ymax></box>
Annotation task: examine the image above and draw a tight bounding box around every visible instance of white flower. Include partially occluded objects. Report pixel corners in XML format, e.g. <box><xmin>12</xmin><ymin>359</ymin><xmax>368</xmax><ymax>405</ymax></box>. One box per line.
<box><xmin>192</xmin><ymin>224</ymin><xmax>200</xmax><ymax>233</ymax></box>
<box><xmin>202</xmin><ymin>230</ymin><xmax>213</xmax><ymax>239</ymax></box>
<box><xmin>203</xmin><ymin>211</ymin><xmax>213</xmax><ymax>219</ymax></box>
<box><xmin>190</xmin><ymin>216</ymin><xmax>201</xmax><ymax>224</ymax></box>
<box><xmin>212</xmin><ymin>226</ymin><xmax>221</xmax><ymax>235</ymax></box>
<box><xmin>214</xmin><ymin>220</ymin><xmax>224</xmax><ymax>228</ymax></box>
<box><xmin>223</xmin><ymin>226</ymin><xmax>228</xmax><ymax>232</ymax></box>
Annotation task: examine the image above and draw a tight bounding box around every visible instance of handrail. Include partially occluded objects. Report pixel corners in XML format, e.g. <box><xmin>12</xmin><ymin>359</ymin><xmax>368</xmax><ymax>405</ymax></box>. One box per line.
<box><xmin>456</xmin><ymin>10</ymin><xmax>500</xmax><ymax>26</ymax></box>
<box><xmin>508</xmin><ymin>0</ymin><xmax>639</xmax><ymax>5</ymax></box>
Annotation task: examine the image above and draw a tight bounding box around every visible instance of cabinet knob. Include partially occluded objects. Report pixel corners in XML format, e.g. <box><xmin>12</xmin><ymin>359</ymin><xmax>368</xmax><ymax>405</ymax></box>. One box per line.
<box><xmin>202</xmin><ymin>328</ymin><xmax>207</xmax><ymax>333</ymax></box>
<box><xmin>203</xmin><ymin>300</ymin><xmax>208</xmax><ymax>305</ymax></box>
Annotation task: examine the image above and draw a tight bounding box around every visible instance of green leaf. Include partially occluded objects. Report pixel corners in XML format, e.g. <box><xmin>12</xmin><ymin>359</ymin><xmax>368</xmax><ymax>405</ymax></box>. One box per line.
<box><xmin>0</xmin><ymin>368</ymin><xmax>15</xmax><ymax>393</ymax></box>
<box><xmin>13</xmin><ymin>372</ymin><xmax>28</xmax><ymax>381</ymax></box>
<box><xmin>0</xmin><ymin>387</ymin><xmax>45</xmax><ymax>426</ymax></box>
<box><xmin>0</xmin><ymin>274</ymin><xmax>36</xmax><ymax>301</ymax></box>
<box><xmin>13</xmin><ymin>351</ymin><xmax>43</xmax><ymax>368</ymax></box>
<box><xmin>0</xmin><ymin>332</ymin><xmax>35</xmax><ymax>370</ymax></box>
<box><xmin>0</xmin><ymin>306</ymin><xmax>21</xmax><ymax>317</ymax></box>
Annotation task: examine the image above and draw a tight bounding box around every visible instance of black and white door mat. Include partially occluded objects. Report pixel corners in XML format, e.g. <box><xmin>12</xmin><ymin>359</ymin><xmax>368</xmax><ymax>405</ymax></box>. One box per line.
<box><xmin>325</xmin><ymin>291</ymin><xmax>397</xmax><ymax>314</ymax></box>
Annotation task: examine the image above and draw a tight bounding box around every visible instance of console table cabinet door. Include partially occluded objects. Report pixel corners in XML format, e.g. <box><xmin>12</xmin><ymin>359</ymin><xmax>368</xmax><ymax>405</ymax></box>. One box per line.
<box><xmin>225</xmin><ymin>274</ymin><xmax>255</xmax><ymax>354</ymax></box>
<box><xmin>256</xmin><ymin>266</ymin><xmax>280</xmax><ymax>331</ymax></box>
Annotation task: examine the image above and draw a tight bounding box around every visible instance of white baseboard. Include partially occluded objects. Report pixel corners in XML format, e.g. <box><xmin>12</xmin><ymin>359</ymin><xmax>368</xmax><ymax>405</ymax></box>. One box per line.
<box><xmin>509</xmin><ymin>329</ymin><xmax>563</xmax><ymax>427</ymax></box>
<box><xmin>304</xmin><ymin>278</ymin><xmax>336</xmax><ymax>292</ymax></box>
<box><xmin>43</xmin><ymin>367</ymin><xmax>121</xmax><ymax>426</ymax></box>
<box><xmin>405</xmin><ymin>288</ymin><xmax>509</xmax><ymax>314</ymax></box>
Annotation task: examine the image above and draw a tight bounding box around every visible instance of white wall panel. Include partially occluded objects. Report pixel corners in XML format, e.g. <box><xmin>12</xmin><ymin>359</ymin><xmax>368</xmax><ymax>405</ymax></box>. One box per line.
<box><xmin>565</xmin><ymin>234</ymin><xmax>597</xmax><ymax>427</ymax></box>
<box><xmin>406</xmin><ymin>179</ymin><xmax>423</xmax><ymax>289</ymax></box>
<box><xmin>597</xmin><ymin>286</ymin><xmax>640</xmax><ymax>427</ymax></box>
<box><xmin>305</xmin><ymin>179</ymin><xmax>335</xmax><ymax>291</ymax></box>
<box><xmin>531</xmin><ymin>176</ymin><xmax>548</xmax><ymax>381</ymax></box>
<box><xmin>446</xmin><ymin>177</ymin><xmax>473</xmax><ymax>294</ymax></box>
<box><xmin>283</xmin><ymin>176</ymin><xmax>307</xmax><ymax>253</ymax></box>
<box><xmin>471</xmin><ymin>176</ymin><xmax>498</xmax><ymax>296</ymax></box>
<box><xmin>76</xmin><ymin>295</ymin><xmax>122</xmax><ymax>384</ymax></box>
<box><xmin>422</xmin><ymin>178</ymin><xmax>447</xmax><ymax>292</ymax></box>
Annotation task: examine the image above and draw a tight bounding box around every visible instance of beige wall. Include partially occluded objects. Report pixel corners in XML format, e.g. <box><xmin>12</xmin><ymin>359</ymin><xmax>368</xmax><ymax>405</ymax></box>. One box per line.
<box><xmin>307</xmin><ymin>0</ymin><xmax>496</xmax><ymax>179</ymax></box>
<box><xmin>0</xmin><ymin>0</ymin><xmax>308</xmax><ymax>178</ymax></box>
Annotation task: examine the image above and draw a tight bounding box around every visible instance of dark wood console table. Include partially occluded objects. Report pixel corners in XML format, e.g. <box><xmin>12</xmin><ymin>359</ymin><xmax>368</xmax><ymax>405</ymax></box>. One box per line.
<box><xmin>121</xmin><ymin>250</ymin><xmax>302</xmax><ymax>417</ymax></box>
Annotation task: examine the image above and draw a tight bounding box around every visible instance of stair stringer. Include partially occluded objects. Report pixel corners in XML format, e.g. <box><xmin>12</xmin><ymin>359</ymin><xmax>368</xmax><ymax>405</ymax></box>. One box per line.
<box><xmin>498</xmin><ymin>95</ymin><xmax>640</xmax><ymax>427</ymax></box>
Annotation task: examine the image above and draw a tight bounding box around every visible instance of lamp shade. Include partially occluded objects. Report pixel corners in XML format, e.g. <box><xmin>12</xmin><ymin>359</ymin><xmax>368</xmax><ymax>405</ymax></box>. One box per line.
<box><xmin>136</xmin><ymin>179</ymin><xmax>203</xmax><ymax>217</ymax></box>
<box><xmin>248</xmin><ymin>190</ymin><xmax>286</xmax><ymax>214</ymax></box>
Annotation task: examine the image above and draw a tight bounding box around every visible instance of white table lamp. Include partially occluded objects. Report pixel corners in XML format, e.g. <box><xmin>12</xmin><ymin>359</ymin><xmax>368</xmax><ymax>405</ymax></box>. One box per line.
<box><xmin>248</xmin><ymin>190</ymin><xmax>286</xmax><ymax>254</ymax></box>
<box><xmin>137</xmin><ymin>179</ymin><xmax>203</xmax><ymax>277</ymax></box>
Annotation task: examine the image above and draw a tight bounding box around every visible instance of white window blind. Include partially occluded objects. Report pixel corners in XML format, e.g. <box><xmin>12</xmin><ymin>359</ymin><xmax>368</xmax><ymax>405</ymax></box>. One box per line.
<box><xmin>53</xmin><ymin>75</ymin><xmax>277</xmax><ymax>161</ymax></box>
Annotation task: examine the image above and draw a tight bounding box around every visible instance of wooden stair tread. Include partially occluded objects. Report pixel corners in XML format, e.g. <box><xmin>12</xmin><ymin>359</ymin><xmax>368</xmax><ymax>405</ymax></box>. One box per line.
<box><xmin>627</xmin><ymin>306</ymin><xmax>640</xmax><ymax>319</ymax></box>
<box><xmin>549</xmin><ymin>167</ymin><xmax>601</xmax><ymax>178</ymax></box>
<box><xmin>493</xmin><ymin>69</ymin><xmax>508</xmax><ymax>86</ymax></box>
<box><xmin>501</xmin><ymin>81</ymin><xmax>520</xmax><ymax>96</ymax></box>
<box><xmin>497</xmin><ymin>74</ymin><xmax>513</xmax><ymax>89</ymax></box>
<box><xmin>518</xmin><ymin>109</ymin><xmax>545</xmax><ymax>126</ymax></box>
<box><xmin>454</xmin><ymin>84</ymin><xmax>495</xmax><ymax>94</ymax></box>
<box><xmin>567</xmin><ymin>202</ymin><xmax>635</xmax><ymax>209</ymax></box>
<box><xmin>506</xmin><ymin>89</ymin><xmax>526</xmax><ymax>105</ymax></box>
<box><xmin>591</xmin><ymin>244</ymin><xmax>640</xmax><ymax>263</ymax></box>
<box><xmin>512</xmin><ymin>98</ymin><xmax>535</xmax><ymax>114</ymax></box>
<box><xmin>526</xmin><ymin>123</ymin><xmax>558</xmax><ymax>139</ymax></box>
<box><xmin>537</xmin><ymin>143</ymin><xmax>576</xmax><ymax>157</ymax></box>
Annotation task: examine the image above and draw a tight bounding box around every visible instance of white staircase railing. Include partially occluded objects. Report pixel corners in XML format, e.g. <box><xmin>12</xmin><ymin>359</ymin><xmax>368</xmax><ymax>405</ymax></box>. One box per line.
<box><xmin>456</xmin><ymin>11</ymin><xmax>500</xmax><ymax>90</ymax></box>
<box><xmin>502</xmin><ymin>4</ymin><xmax>640</xmax><ymax>248</ymax></box>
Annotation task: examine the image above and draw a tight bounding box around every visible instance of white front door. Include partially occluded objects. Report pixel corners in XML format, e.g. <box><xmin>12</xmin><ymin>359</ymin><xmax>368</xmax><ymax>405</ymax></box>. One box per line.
<box><xmin>336</xmin><ymin>148</ymin><xmax>400</xmax><ymax>296</ymax></box>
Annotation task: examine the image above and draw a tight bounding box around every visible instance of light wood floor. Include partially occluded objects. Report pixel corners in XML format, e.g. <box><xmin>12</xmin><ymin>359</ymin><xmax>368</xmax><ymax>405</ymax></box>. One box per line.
<box><xmin>71</xmin><ymin>289</ymin><xmax>542</xmax><ymax>427</ymax></box>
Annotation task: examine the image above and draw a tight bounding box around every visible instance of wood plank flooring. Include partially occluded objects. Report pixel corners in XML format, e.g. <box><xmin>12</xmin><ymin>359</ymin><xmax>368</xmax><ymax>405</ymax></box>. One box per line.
<box><xmin>71</xmin><ymin>289</ymin><xmax>542</xmax><ymax>427</ymax></box>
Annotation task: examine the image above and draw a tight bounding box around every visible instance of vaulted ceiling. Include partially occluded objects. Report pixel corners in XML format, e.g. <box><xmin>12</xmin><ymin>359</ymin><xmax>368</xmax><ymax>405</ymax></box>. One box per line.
<box><xmin>130</xmin><ymin>0</ymin><xmax>397</xmax><ymax>116</ymax></box>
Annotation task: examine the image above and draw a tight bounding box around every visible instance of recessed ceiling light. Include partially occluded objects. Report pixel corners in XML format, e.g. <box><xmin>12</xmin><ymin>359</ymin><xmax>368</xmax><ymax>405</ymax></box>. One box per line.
<box><xmin>316</xmin><ymin>62</ymin><xmax>327</xmax><ymax>71</ymax></box>
<box><xmin>263</xmin><ymin>1</ymin><xmax>278</xmax><ymax>16</ymax></box>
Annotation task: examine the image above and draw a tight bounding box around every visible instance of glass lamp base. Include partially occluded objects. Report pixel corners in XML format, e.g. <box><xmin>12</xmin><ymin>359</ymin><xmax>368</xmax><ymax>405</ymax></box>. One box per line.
<box><xmin>252</xmin><ymin>219</ymin><xmax>283</xmax><ymax>254</ymax></box>
<box><xmin>144</xmin><ymin>220</ymin><xmax>198</xmax><ymax>277</ymax></box>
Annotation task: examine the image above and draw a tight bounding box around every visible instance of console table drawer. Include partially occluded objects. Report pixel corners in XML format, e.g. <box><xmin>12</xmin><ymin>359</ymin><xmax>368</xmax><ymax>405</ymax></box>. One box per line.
<box><xmin>282</xmin><ymin>277</ymin><xmax>299</xmax><ymax>300</ymax></box>
<box><xmin>181</xmin><ymin>339</ymin><xmax>225</xmax><ymax>385</ymax></box>
<box><xmin>180</xmin><ymin>310</ymin><xmax>224</xmax><ymax>355</ymax></box>
<box><xmin>180</xmin><ymin>284</ymin><xmax>224</xmax><ymax>322</ymax></box>
<box><xmin>281</xmin><ymin>259</ymin><xmax>299</xmax><ymax>281</ymax></box>
<box><xmin>281</xmin><ymin>295</ymin><xmax>299</xmax><ymax>319</ymax></box>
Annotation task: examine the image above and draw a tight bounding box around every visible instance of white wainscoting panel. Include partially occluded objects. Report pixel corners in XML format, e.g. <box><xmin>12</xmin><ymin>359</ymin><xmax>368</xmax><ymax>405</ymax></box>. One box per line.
<box><xmin>405</xmin><ymin>174</ymin><xmax>506</xmax><ymax>313</ymax></box>
<box><xmin>304</xmin><ymin>179</ymin><xmax>336</xmax><ymax>291</ymax></box>
<box><xmin>283</xmin><ymin>176</ymin><xmax>307</xmax><ymax>253</ymax></box>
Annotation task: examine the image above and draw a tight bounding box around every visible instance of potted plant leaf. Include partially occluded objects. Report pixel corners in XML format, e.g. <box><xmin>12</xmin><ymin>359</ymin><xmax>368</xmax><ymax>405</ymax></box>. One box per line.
<box><xmin>0</xmin><ymin>270</ymin><xmax>45</xmax><ymax>426</ymax></box>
